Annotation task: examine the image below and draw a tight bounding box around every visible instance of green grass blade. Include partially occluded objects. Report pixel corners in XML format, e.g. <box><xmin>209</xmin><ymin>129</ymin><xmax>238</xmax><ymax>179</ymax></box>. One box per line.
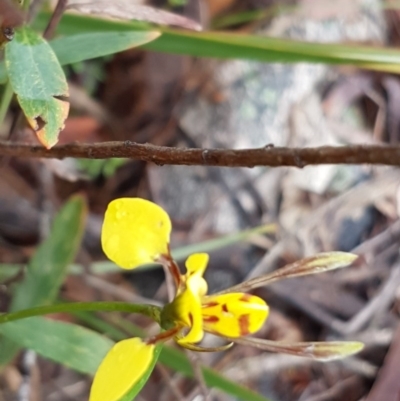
<box><xmin>160</xmin><ymin>346</ymin><xmax>271</xmax><ymax>401</ymax></box>
<box><xmin>0</xmin><ymin>223</ymin><xmax>276</xmax><ymax>275</ymax></box>
<box><xmin>0</xmin><ymin>195</ymin><xmax>87</xmax><ymax>364</ymax></box>
<box><xmin>0</xmin><ymin>310</ymin><xmax>271</xmax><ymax>401</ymax></box>
<box><xmin>69</xmin><ymin>222</ymin><xmax>276</xmax><ymax>274</ymax></box>
<box><xmin>11</xmin><ymin>195</ymin><xmax>87</xmax><ymax>310</ymax></box>
<box><xmin>172</xmin><ymin>223</ymin><xmax>276</xmax><ymax>260</ymax></box>
<box><xmin>0</xmin><ymin>317</ymin><xmax>113</xmax><ymax>373</ymax></box>
<box><xmin>31</xmin><ymin>12</ymin><xmax>400</xmax><ymax>72</ymax></box>
<box><xmin>211</xmin><ymin>4</ymin><xmax>295</xmax><ymax>29</ymax></box>
<box><xmin>51</xmin><ymin>30</ymin><xmax>160</xmax><ymax>66</ymax></box>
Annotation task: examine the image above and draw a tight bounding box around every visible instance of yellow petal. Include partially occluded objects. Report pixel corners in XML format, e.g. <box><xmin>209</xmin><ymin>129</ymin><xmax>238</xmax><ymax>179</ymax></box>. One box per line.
<box><xmin>183</xmin><ymin>253</ymin><xmax>209</xmax><ymax>297</ymax></box>
<box><xmin>101</xmin><ymin>198</ymin><xmax>171</xmax><ymax>269</ymax></box>
<box><xmin>185</xmin><ymin>253</ymin><xmax>209</xmax><ymax>277</ymax></box>
<box><xmin>175</xmin><ymin>287</ymin><xmax>205</xmax><ymax>344</ymax></box>
<box><xmin>90</xmin><ymin>338</ymin><xmax>155</xmax><ymax>401</ymax></box>
<box><xmin>202</xmin><ymin>293</ymin><xmax>269</xmax><ymax>337</ymax></box>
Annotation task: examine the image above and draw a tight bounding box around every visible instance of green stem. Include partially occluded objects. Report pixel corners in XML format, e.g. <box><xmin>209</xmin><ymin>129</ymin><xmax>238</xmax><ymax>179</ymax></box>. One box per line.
<box><xmin>0</xmin><ymin>81</ymin><xmax>14</xmax><ymax>127</ymax></box>
<box><xmin>0</xmin><ymin>302</ymin><xmax>162</xmax><ymax>324</ymax></box>
<box><xmin>22</xmin><ymin>0</ymin><xmax>31</xmax><ymax>12</ymax></box>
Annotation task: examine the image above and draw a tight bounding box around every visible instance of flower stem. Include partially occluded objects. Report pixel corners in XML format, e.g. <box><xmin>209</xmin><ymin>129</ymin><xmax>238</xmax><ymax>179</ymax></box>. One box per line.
<box><xmin>0</xmin><ymin>302</ymin><xmax>162</xmax><ymax>324</ymax></box>
<box><xmin>0</xmin><ymin>81</ymin><xmax>14</xmax><ymax>128</ymax></box>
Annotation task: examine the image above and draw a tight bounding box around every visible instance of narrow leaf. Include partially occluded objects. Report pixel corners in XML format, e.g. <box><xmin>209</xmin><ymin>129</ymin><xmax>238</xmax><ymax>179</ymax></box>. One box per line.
<box><xmin>0</xmin><ymin>224</ymin><xmax>276</xmax><ymax>275</ymax></box>
<box><xmin>161</xmin><ymin>346</ymin><xmax>272</xmax><ymax>401</ymax></box>
<box><xmin>38</xmin><ymin>13</ymin><xmax>400</xmax><ymax>73</ymax></box>
<box><xmin>0</xmin><ymin>31</ymin><xmax>160</xmax><ymax>84</ymax></box>
<box><xmin>0</xmin><ymin>317</ymin><xmax>113</xmax><ymax>373</ymax></box>
<box><xmin>0</xmin><ymin>312</ymin><xmax>271</xmax><ymax>401</ymax></box>
<box><xmin>51</xmin><ymin>30</ymin><xmax>160</xmax><ymax>66</ymax></box>
<box><xmin>5</xmin><ymin>26</ymin><xmax>69</xmax><ymax>148</ymax></box>
<box><xmin>0</xmin><ymin>195</ymin><xmax>87</xmax><ymax>364</ymax></box>
<box><xmin>11</xmin><ymin>195</ymin><xmax>87</xmax><ymax>310</ymax></box>
<box><xmin>172</xmin><ymin>223</ymin><xmax>276</xmax><ymax>261</ymax></box>
<box><xmin>232</xmin><ymin>337</ymin><xmax>364</xmax><ymax>361</ymax></box>
<box><xmin>219</xmin><ymin>252</ymin><xmax>358</xmax><ymax>294</ymax></box>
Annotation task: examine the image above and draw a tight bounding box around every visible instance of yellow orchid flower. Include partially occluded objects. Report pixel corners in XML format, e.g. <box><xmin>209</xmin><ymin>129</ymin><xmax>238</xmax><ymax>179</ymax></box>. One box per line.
<box><xmin>91</xmin><ymin>197</ymin><xmax>365</xmax><ymax>401</ymax></box>
<box><xmin>160</xmin><ymin>252</ymin><xmax>269</xmax><ymax>350</ymax></box>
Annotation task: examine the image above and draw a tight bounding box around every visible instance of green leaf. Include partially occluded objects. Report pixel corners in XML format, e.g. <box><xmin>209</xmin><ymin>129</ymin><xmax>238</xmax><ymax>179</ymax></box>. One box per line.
<box><xmin>50</xmin><ymin>30</ymin><xmax>160</xmax><ymax>66</ymax></box>
<box><xmin>0</xmin><ymin>195</ymin><xmax>87</xmax><ymax>364</ymax></box>
<box><xmin>0</xmin><ymin>223</ymin><xmax>276</xmax><ymax>275</ymax></box>
<box><xmin>212</xmin><ymin>8</ymin><xmax>280</xmax><ymax>29</ymax></box>
<box><xmin>3</xmin><ymin>10</ymin><xmax>399</xmax><ymax>85</ymax></box>
<box><xmin>159</xmin><ymin>346</ymin><xmax>270</xmax><ymax>401</ymax></box>
<box><xmin>0</xmin><ymin>265</ymin><xmax>22</xmax><ymax>283</ymax></box>
<box><xmin>0</xmin><ymin>312</ymin><xmax>268</xmax><ymax>401</ymax></box>
<box><xmin>71</xmin><ymin>223</ymin><xmax>276</xmax><ymax>274</ymax></box>
<box><xmin>0</xmin><ymin>315</ymin><xmax>161</xmax><ymax>401</ymax></box>
<box><xmin>172</xmin><ymin>223</ymin><xmax>276</xmax><ymax>261</ymax></box>
<box><xmin>0</xmin><ymin>30</ymin><xmax>160</xmax><ymax>84</ymax></box>
<box><xmin>77</xmin><ymin>158</ymin><xmax>129</xmax><ymax>179</ymax></box>
<box><xmin>33</xmin><ymin>12</ymin><xmax>400</xmax><ymax>72</ymax></box>
<box><xmin>5</xmin><ymin>26</ymin><xmax>69</xmax><ymax>148</ymax></box>
<box><xmin>0</xmin><ymin>317</ymin><xmax>113</xmax><ymax>373</ymax></box>
<box><xmin>11</xmin><ymin>195</ymin><xmax>87</xmax><ymax>310</ymax></box>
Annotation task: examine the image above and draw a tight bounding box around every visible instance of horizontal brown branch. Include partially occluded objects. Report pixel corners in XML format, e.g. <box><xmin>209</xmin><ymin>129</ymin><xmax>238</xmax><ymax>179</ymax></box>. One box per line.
<box><xmin>1</xmin><ymin>141</ymin><xmax>400</xmax><ymax>168</ymax></box>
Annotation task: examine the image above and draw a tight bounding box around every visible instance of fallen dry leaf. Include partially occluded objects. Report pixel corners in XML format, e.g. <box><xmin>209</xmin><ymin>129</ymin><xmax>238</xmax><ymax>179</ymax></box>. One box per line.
<box><xmin>67</xmin><ymin>0</ymin><xmax>202</xmax><ymax>31</ymax></box>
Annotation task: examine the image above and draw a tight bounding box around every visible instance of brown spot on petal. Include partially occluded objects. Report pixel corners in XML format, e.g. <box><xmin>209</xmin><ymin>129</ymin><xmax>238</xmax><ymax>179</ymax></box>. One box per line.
<box><xmin>222</xmin><ymin>304</ymin><xmax>229</xmax><ymax>313</ymax></box>
<box><xmin>188</xmin><ymin>312</ymin><xmax>194</xmax><ymax>326</ymax></box>
<box><xmin>202</xmin><ymin>301</ymin><xmax>219</xmax><ymax>308</ymax></box>
<box><xmin>239</xmin><ymin>294</ymin><xmax>252</xmax><ymax>303</ymax></box>
<box><xmin>239</xmin><ymin>314</ymin><xmax>250</xmax><ymax>336</ymax></box>
<box><xmin>203</xmin><ymin>316</ymin><xmax>219</xmax><ymax>323</ymax></box>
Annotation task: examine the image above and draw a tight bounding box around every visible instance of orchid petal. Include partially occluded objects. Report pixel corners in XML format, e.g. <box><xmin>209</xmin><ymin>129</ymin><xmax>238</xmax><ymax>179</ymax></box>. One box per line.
<box><xmin>90</xmin><ymin>338</ymin><xmax>155</xmax><ymax>401</ymax></box>
<box><xmin>173</xmin><ymin>287</ymin><xmax>204</xmax><ymax>344</ymax></box>
<box><xmin>185</xmin><ymin>253</ymin><xmax>209</xmax><ymax>277</ymax></box>
<box><xmin>202</xmin><ymin>293</ymin><xmax>269</xmax><ymax>337</ymax></box>
<box><xmin>101</xmin><ymin>198</ymin><xmax>171</xmax><ymax>269</ymax></box>
<box><xmin>183</xmin><ymin>253</ymin><xmax>209</xmax><ymax>297</ymax></box>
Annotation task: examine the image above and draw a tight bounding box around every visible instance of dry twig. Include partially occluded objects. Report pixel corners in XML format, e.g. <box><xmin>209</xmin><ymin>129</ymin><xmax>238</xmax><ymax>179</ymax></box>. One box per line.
<box><xmin>3</xmin><ymin>142</ymin><xmax>400</xmax><ymax>167</ymax></box>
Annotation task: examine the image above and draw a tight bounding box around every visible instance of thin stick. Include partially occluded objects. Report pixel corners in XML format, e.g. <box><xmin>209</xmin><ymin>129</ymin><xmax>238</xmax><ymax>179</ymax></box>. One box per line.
<box><xmin>42</xmin><ymin>0</ymin><xmax>67</xmax><ymax>39</ymax></box>
<box><xmin>3</xmin><ymin>142</ymin><xmax>400</xmax><ymax>167</ymax></box>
